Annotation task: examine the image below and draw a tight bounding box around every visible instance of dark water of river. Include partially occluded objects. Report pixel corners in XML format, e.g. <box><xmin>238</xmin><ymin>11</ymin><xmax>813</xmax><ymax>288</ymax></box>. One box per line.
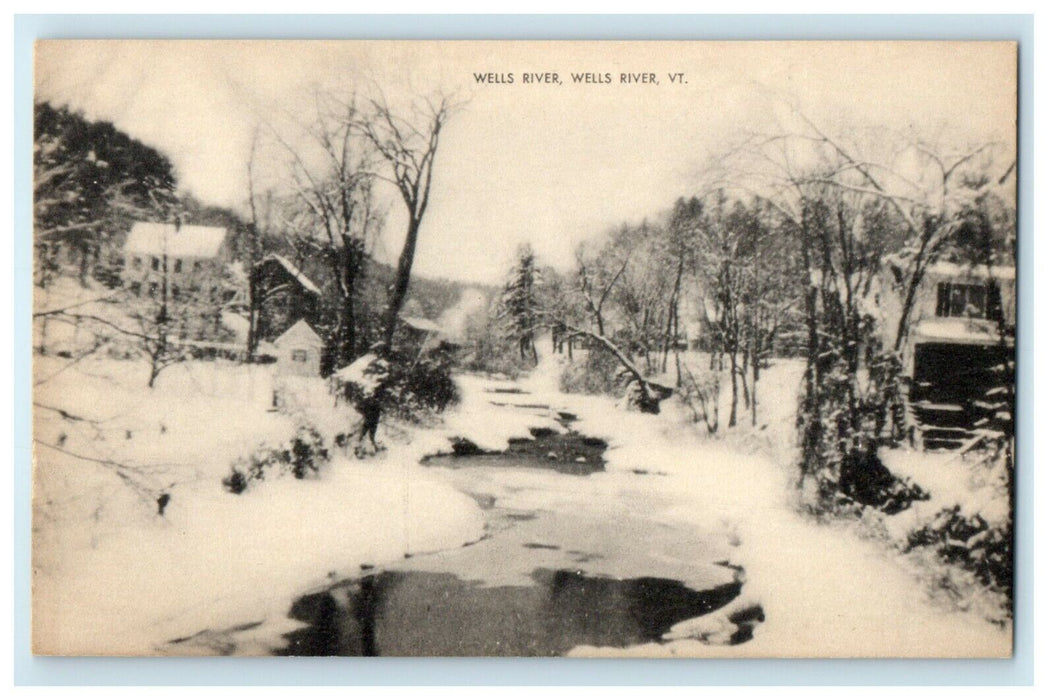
<box><xmin>281</xmin><ymin>567</ymin><xmax>742</xmax><ymax>656</ymax></box>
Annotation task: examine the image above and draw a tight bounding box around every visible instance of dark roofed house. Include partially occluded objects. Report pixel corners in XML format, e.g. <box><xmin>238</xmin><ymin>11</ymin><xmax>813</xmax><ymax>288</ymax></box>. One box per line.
<box><xmin>251</xmin><ymin>254</ymin><xmax>322</xmax><ymax>342</ymax></box>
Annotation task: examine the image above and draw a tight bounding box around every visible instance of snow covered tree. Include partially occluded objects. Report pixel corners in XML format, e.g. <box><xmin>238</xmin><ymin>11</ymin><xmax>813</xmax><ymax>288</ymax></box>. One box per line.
<box><xmin>33</xmin><ymin>101</ymin><xmax>177</xmax><ymax>287</ymax></box>
<box><xmin>267</xmin><ymin>95</ymin><xmax>385</xmax><ymax>369</ymax></box>
<box><xmin>498</xmin><ymin>243</ymin><xmax>542</xmax><ymax>365</ymax></box>
<box><xmin>693</xmin><ymin>192</ymin><xmax>799</xmax><ymax>427</ymax></box>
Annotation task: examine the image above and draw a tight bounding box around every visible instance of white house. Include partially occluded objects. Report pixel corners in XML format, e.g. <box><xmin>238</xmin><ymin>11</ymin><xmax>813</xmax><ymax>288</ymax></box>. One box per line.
<box><xmin>270</xmin><ymin>319</ymin><xmax>324</xmax><ymax>378</ymax></box>
<box><xmin>122</xmin><ymin>221</ymin><xmax>230</xmax><ymax>298</ymax></box>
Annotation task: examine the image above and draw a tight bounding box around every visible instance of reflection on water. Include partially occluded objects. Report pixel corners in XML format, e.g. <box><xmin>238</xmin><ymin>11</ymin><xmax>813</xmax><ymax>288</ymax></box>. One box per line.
<box><xmin>280</xmin><ymin>568</ymin><xmax>742</xmax><ymax>656</ymax></box>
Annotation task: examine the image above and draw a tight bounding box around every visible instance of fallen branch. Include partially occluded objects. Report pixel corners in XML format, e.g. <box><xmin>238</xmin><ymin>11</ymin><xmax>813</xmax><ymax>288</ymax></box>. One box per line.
<box><xmin>565</xmin><ymin>325</ymin><xmax>674</xmax><ymax>412</ymax></box>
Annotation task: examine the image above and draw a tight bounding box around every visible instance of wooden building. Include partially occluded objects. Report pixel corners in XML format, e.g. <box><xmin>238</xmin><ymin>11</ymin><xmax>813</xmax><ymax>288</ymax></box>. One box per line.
<box><xmin>270</xmin><ymin>319</ymin><xmax>324</xmax><ymax>378</ymax></box>
<box><xmin>250</xmin><ymin>254</ymin><xmax>322</xmax><ymax>343</ymax></box>
<box><xmin>878</xmin><ymin>261</ymin><xmax>1015</xmax><ymax>450</ymax></box>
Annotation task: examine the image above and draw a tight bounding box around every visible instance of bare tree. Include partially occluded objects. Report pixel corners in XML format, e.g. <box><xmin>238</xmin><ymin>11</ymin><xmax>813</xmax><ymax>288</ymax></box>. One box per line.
<box><xmin>349</xmin><ymin>90</ymin><xmax>459</xmax><ymax>352</ymax></box>
<box><xmin>269</xmin><ymin>95</ymin><xmax>385</xmax><ymax>367</ymax></box>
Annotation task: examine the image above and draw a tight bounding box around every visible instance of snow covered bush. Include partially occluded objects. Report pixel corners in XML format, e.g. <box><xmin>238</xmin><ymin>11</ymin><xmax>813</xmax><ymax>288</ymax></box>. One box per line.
<box><xmin>906</xmin><ymin>506</ymin><xmax>1012</xmax><ymax>601</ymax></box>
<box><xmin>836</xmin><ymin>449</ymin><xmax>928</xmax><ymax>514</ymax></box>
<box><xmin>222</xmin><ymin>425</ymin><xmax>329</xmax><ymax>494</ymax></box>
<box><xmin>798</xmin><ymin>346</ymin><xmax>915</xmax><ymax>512</ymax></box>
<box><xmin>678</xmin><ymin>367</ymin><xmax>722</xmax><ymax>433</ymax></box>
<box><xmin>559</xmin><ymin>347</ymin><xmax>624</xmax><ymax>397</ymax></box>
<box><xmin>336</xmin><ymin>342</ymin><xmax>460</xmax><ymax>427</ymax></box>
<box><xmin>901</xmin><ymin>441</ymin><xmax>1014</xmax><ymax>609</ymax></box>
<box><xmin>385</xmin><ymin>343</ymin><xmax>460</xmax><ymax>421</ymax></box>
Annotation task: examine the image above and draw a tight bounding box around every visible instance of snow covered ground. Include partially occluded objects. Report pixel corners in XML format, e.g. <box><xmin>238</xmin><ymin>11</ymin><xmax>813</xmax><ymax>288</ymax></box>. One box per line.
<box><xmin>32</xmin><ymin>357</ymin><xmax>485</xmax><ymax>655</ymax></box>
<box><xmin>496</xmin><ymin>352</ymin><xmax>1011</xmax><ymax>657</ymax></box>
<box><xmin>31</xmin><ymin>306</ymin><xmax>1011</xmax><ymax>656</ymax></box>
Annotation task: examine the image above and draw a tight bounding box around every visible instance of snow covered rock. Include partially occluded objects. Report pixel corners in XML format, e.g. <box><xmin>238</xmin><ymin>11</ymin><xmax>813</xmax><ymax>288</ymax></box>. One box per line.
<box><xmin>663</xmin><ymin>596</ymin><xmax>765</xmax><ymax>645</ymax></box>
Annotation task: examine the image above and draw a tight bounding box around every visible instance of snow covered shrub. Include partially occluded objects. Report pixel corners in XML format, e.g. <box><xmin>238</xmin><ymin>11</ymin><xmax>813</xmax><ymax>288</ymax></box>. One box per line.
<box><xmin>904</xmin><ymin>440</ymin><xmax>1014</xmax><ymax>608</ymax></box>
<box><xmin>906</xmin><ymin>506</ymin><xmax>1012</xmax><ymax>603</ymax></box>
<box><xmin>798</xmin><ymin>347</ymin><xmax>915</xmax><ymax>511</ymax></box>
<box><xmin>222</xmin><ymin>425</ymin><xmax>329</xmax><ymax>494</ymax></box>
<box><xmin>339</xmin><ymin>342</ymin><xmax>460</xmax><ymax>426</ymax></box>
<box><xmin>679</xmin><ymin>367</ymin><xmax>721</xmax><ymax>433</ymax></box>
<box><xmin>559</xmin><ymin>348</ymin><xmax>624</xmax><ymax>396</ymax></box>
<box><xmin>619</xmin><ymin>377</ymin><xmax>672</xmax><ymax>414</ymax></box>
<box><xmin>221</xmin><ymin>468</ymin><xmax>248</xmax><ymax>495</ymax></box>
<box><xmin>289</xmin><ymin>425</ymin><xmax>328</xmax><ymax>479</ymax></box>
<box><xmin>837</xmin><ymin>449</ymin><xmax>928</xmax><ymax>515</ymax></box>
<box><xmin>385</xmin><ymin>343</ymin><xmax>460</xmax><ymax>422</ymax></box>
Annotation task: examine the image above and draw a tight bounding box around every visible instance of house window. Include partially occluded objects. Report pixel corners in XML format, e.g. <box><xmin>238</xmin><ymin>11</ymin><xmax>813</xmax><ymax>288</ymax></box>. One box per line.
<box><xmin>148</xmin><ymin>281</ymin><xmax>159</xmax><ymax>297</ymax></box>
<box><xmin>291</xmin><ymin>349</ymin><xmax>308</xmax><ymax>363</ymax></box>
<box><xmin>174</xmin><ymin>258</ymin><xmax>183</xmax><ymax>273</ymax></box>
<box><xmin>193</xmin><ymin>260</ymin><xmax>203</xmax><ymax>272</ymax></box>
<box><xmin>936</xmin><ymin>281</ymin><xmax>1000</xmax><ymax>320</ymax></box>
<box><xmin>172</xmin><ymin>285</ymin><xmax>181</xmax><ymax>300</ymax></box>
<box><xmin>131</xmin><ymin>256</ymin><xmax>142</xmax><ymax>270</ymax></box>
<box><xmin>151</xmin><ymin>257</ymin><xmax>160</xmax><ymax>271</ymax></box>
<box><xmin>129</xmin><ymin>282</ymin><xmax>141</xmax><ymax>296</ymax></box>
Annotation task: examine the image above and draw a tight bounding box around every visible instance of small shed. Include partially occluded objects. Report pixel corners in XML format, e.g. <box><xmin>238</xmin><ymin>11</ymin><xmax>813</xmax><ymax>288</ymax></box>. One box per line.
<box><xmin>271</xmin><ymin>319</ymin><xmax>324</xmax><ymax>377</ymax></box>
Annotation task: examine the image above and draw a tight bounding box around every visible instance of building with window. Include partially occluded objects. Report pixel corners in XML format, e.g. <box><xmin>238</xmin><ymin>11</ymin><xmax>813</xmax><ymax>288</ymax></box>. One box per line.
<box><xmin>269</xmin><ymin>319</ymin><xmax>324</xmax><ymax>378</ymax></box>
<box><xmin>249</xmin><ymin>254</ymin><xmax>322</xmax><ymax>342</ymax></box>
<box><xmin>880</xmin><ymin>260</ymin><xmax>1015</xmax><ymax>450</ymax></box>
<box><xmin>122</xmin><ymin>221</ymin><xmax>231</xmax><ymax>298</ymax></box>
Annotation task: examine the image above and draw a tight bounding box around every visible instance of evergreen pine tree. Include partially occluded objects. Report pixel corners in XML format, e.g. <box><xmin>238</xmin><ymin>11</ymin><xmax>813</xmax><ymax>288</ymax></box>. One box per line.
<box><xmin>498</xmin><ymin>243</ymin><xmax>541</xmax><ymax>365</ymax></box>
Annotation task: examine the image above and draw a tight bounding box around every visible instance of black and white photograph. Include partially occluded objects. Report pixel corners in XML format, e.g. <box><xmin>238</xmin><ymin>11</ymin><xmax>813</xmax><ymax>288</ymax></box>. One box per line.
<box><xmin>30</xmin><ymin>39</ymin><xmax>1018</xmax><ymax>658</ymax></box>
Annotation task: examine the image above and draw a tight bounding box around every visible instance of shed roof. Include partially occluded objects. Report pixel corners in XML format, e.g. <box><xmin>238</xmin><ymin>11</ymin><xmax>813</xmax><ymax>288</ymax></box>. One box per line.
<box><xmin>272</xmin><ymin>319</ymin><xmax>324</xmax><ymax>348</ymax></box>
<box><xmin>258</xmin><ymin>254</ymin><xmax>322</xmax><ymax>296</ymax></box>
<box><xmin>124</xmin><ymin>222</ymin><xmax>228</xmax><ymax>259</ymax></box>
<box><xmin>885</xmin><ymin>257</ymin><xmax>1016</xmax><ymax>282</ymax></box>
<box><xmin>400</xmin><ymin>316</ymin><xmax>445</xmax><ymax>334</ymax></box>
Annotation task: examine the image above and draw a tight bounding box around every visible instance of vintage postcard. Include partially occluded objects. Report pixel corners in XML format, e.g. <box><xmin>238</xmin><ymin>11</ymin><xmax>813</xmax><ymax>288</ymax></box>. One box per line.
<box><xmin>31</xmin><ymin>40</ymin><xmax>1017</xmax><ymax>657</ymax></box>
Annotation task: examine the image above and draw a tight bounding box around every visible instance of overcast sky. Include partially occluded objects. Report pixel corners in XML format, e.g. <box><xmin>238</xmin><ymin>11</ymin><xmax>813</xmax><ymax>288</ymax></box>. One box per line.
<box><xmin>35</xmin><ymin>40</ymin><xmax>1017</xmax><ymax>284</ymax></box>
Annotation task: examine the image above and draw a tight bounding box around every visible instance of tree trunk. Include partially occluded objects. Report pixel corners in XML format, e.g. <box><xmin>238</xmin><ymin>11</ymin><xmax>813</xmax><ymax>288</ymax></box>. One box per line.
<box><xmin>78</xmin><ymin>245</ymin><xmax>91</xmax><ymax>287</ymax></box>
<box><xmin>382</xmin><ymin>218</ymin><xmax>421</xmax><ymax>351</ymax></box>
<box><xmin>728</xmin><ymin>351</ymin><xmax>738</xmax><ymax>428</ymax></box>
<box><xmin>567</xmin><ymin>325</ymin><xmax>671</xmax><ymax>413</ymax></box>
<box><xmin>245</xmin><ymin>223</ymin><xmax>261</xmax><ymax>359</ymax></box>
<box><xmin>661</xmin><ymin>253</ymin><xmax>684</xmax><ymax>376</ymax></box>
<box><xmin>751</xmin><ymin>362</ymin><xmax>758</xmax><ymax>427</ymax></box>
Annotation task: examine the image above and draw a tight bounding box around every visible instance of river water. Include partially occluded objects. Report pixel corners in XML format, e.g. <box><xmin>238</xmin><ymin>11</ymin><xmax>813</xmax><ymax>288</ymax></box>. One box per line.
<box><xmin>276</xmin><ymin>381</ymin><xmax>750</xmax><ymax>656</ymax></box>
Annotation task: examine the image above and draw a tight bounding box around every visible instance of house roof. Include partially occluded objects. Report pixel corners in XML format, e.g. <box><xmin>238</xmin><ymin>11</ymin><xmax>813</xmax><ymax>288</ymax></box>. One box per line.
<box><xmin>272</xmin><ymin>319</ymin><xmax>324</xmax><ymax>348</ymax></box>
<box><xmin>914</xmin><ymin>318</ymin><xmax>1011</xmax><ymax>346</ymax></box>
<box><xmin>124</xmin><ymin>222</ymin><xmax>228</xmax><ymax>259</ymax></box>
<box><xmin>400</xmin><ymin>316</ymin><xmax>445</xmax><ymax>334</ymax></box>
<box><xmin>258</xmin><ymin>254</ymin><xmax>322</xmax><ymax>296</ymax></box>
<box><xmin>885</xmin><ymin>257</ymin><xmax>1016</xmax><ymax>282</ymax></box>
<box><xmin>924</xmin><ymin>261</ymin><xmax>1016</xmax><ymax>281</ymax></box>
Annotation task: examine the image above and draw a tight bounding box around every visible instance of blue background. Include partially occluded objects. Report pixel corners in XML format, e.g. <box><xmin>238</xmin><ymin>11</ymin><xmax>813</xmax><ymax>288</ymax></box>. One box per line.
<box><xmin>12</xmin><ymin>13</ymin><xmax>1034</xmax><ymax>686</ymax></box>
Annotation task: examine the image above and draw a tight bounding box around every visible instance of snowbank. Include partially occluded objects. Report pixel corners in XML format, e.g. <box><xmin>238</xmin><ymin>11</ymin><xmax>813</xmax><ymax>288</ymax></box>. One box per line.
<box><xmin>505</xmin><ymin>349</ymin><xmax>1011</xmax><ymax>657</ymax></box>
<box><xmin>33</xmin><ymin>357</ymin><xmax>484</xmax><ymax>655</ymax></box>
